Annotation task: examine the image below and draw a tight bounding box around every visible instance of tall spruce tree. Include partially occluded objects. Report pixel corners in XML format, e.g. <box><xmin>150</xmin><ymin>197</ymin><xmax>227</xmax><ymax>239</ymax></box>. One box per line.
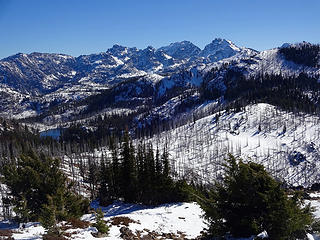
<box><xmin>120</xmin><ymin>130</ymin><xmax>137</xmax><ymax>202</ymax></box>
<box><xmin>155</xmin><ymin>146</ymin><xmax>162</xmax><ymax>177</ymax></box>
<box><xmin>88</xmin><ymin>157</ymin><xmax>99</xmax><ymax>199</ymax></box>
<box><xmin>98</xmin><ymin>155</ymin><xmax>113</xmax><ymax>205</ymax></box>
<box><xmin>162</xmin><ymin>144</ymin><xmax>170</xmax><ymax>179</ymax></box>
<box><xmin>110</xmin><ymin>136</ymin><xmax>121</xmax><ymax>198</ymax></box>
<box><xmin>136</xmin><ymin>142</ymin><xmax>145</xmax><ymax>201</ymax></box>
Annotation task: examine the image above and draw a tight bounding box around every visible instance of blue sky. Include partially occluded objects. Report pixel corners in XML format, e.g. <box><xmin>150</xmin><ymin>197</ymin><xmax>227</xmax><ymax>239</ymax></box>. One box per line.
<box><xmin>0</xmin><ymin>0</ymin><xmax>319</xmax><ymax>58</ymax></box>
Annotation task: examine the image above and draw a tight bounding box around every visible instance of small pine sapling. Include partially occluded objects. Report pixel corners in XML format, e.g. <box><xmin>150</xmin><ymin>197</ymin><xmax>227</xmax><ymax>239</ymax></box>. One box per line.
<box><xmin>92</xmin><ymin>208</ymin><xmax>109</xmax><ymax>237</ymax></box>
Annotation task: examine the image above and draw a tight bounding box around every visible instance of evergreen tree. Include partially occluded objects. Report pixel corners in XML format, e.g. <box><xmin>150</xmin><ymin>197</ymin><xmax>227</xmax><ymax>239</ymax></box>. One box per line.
<box><xmin>99</xmin><ymin>155</ymin><xmax>116</xmax><ymax>205</ymax></box>
<box><xmin>110</xmin><ymin>136</ymin><xmax>121</xmax><ymax>198</ymax></box>
<box><xmin>2</xmin><ymin>151</ymin><xmax>88</xmax><ymax>225</ymax></box>
<box><xmin>99</xmin><ymin>156</ymin><xmax>108</xmax><ymax>201</ymax></box>
<box><xmin>93</xmin><ymin>208</ymin><xmax>109</xmax><ymax>236</ymax></box>
<box><xmin>120</xmin><ymin>130</ymin><xmax>137</xmax><ymax>202</ymax></box>
<box><xmin>155</xmin><ymin>146</ymin><xmax>162</xmax><ymax>177</ymax></box>
<box><xmin>199</xmin><ymin>154</ymin><xmax>314</xmax><ymax>239</ymax></box>
<box><xmin>39</xmin><ymin>195</ymin><xmax>57</xmax><ymax>230</ymax></box>
<box><xmin>162</xmin><ymin>145</ymin><xmax>170</xmax><ymax>179</ymax></box>
<box><xmin>88</xmin><ymin>157</ymin><xmax>99</xmax><ymax>199</ymax></box>
<box><xmin>136</xmin><ymin>142</ymin><xmax>145</xmax><ymax>201</ymax></box>
<box><xmin>140</xmin><ymin>143</ymin><xmax>156</xmax><ymax>204</ymax></box>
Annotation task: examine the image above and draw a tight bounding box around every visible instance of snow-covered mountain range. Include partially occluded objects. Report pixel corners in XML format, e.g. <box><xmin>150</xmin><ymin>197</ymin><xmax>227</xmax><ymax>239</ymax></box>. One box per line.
<box><xmin>0</xmin><ymin>39</ymin><xmax>319</xmax><ymax>127</ymax></box>
<box><xmin>0</xmin><ymin>38</ymin><xmax>241</xmax><ymax>95</ymax></box>
<box><xmin>0</xmin><ymin>38</ymin><xmax>253</xmax><ymax>119</ymax></box>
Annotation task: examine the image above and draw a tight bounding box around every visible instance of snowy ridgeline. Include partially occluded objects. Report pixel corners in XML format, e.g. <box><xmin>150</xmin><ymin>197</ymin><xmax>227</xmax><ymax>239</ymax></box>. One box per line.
<box><xmin>61</xmin><ymin>103</ymin><xmax>320</xmax><ymax>191</ymax></box>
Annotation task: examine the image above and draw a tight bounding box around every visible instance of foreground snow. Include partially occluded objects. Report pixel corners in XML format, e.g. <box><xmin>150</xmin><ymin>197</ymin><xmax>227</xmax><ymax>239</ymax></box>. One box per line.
<box><xmin>12</xmin><ymin>223</ymin><xmax>44</xmax><ymax>240</ymax></box>
<box><xmin>81</xmin><ymin>201</ymin><xmax>206</xmax><ymax>239</ymax></box>
<box><xmin>3</xmin><ymin>198</ymin><xmax>320</xmax><ymax>239</ymax></box>
<box><xmin>3</xmin><ymin>201</ymin><xmax>206</xmax><ymax>240</ymax></box>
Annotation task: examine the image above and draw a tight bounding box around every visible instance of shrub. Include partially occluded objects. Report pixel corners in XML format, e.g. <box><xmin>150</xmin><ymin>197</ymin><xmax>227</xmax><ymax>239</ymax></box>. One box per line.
<box><xmin>110</xmin><ymin>216</ymin><xmax>137</xmax><ymax>226</ymax></box>
<box><xmin>0</xmin><ymin>229</ymin><xmax>12</xmax><ymax>237</ymax></box>
<box><xmin>67</xmin><ymin>218</ymin><xmax>90</xmax><ymax>229</ymax></box>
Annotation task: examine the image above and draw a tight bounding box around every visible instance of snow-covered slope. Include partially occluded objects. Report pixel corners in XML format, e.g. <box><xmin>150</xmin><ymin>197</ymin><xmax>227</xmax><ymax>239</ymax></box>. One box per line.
<box><xmin>143</xmin><ymin>103</ymin><xmax>320</xmax><ymax>187</ymax></box>
<box><xmin>58</xmin><ymin>102</ymin><xmax>320</xmax><ymax>189</ymax></box>
<box><xmin>85</xmin><ymin>201</ymin><xmax>206</xmax><ymax>239</ymax></box>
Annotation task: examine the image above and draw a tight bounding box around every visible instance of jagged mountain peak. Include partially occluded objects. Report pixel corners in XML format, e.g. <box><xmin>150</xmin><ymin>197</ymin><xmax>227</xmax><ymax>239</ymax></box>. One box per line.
<box><xmin>2</xmin><ymin>52</ymin><xmax>75</xmax><ymax>65</ymax></box>
<box><xmin>200</xmin><ymin>38</ymin><xmax>241</xmax><ymax>62</ymax></box>
<box><xmin>107</xmin><ymin>44</ymin><xmax>128</xmax><ymax>56</ymax></box>
<box><xmin>106</xmin><ymin>44</ymin><xmax>138</xmax><ymax>59</ymax></box>
<box><xmin>209</xmin><ymin>38</ymin><xmax>239</xmax><ymax>48</ymax></box>
<box><xmin>29</xmin><ymin>52</ymin><xmax>73</xmax><ymax>58</ymax></box>
<box><xmin>1</xmin><ymin>52</ymin><xmax>33</xmax><ymax>62</ymax></box>
<box><xmin>108</xmin><ymin>44</ymin><xmax>128</xmax><ymax>51</ymax></box>
<box><xmin>157</xmin><ymin>41</ymin><xmax>201</xmax><ymax>60</ymax></box>
<box><xmin>159</xmin><ymin>40</ymin><xmax>199</xmax><ymax>49</ymax></box>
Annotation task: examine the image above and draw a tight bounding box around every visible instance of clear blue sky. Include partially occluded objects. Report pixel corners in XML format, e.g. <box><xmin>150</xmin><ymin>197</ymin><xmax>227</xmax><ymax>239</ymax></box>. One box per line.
<box><xmin>0</xmin><ymin>0</ymin><xmax>319</xmax><ymax>59</ymax></box>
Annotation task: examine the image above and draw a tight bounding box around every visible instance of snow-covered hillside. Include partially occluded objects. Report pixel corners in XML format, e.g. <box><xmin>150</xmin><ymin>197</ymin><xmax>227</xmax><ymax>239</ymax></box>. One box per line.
<box><xmin>143</xmin><ymin>103</ymin><xmax>320</xmax><ymax>187</ymax></box>
<box><xmin>58</xmin><ymin>102</ymin><xmax>320</xmax><ymax>189</ymax></box>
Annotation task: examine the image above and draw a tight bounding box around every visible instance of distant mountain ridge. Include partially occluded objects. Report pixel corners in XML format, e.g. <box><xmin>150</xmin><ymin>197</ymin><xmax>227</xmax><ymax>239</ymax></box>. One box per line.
<box><xmin>0</xmin><ymin>38</ymin><xmax>319</xmax><ymax>124</ymax></box>
<box><xmin>0</xmin><ymin>38</ymin><xmax>242</xmax><ymax>95</ymax></box>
